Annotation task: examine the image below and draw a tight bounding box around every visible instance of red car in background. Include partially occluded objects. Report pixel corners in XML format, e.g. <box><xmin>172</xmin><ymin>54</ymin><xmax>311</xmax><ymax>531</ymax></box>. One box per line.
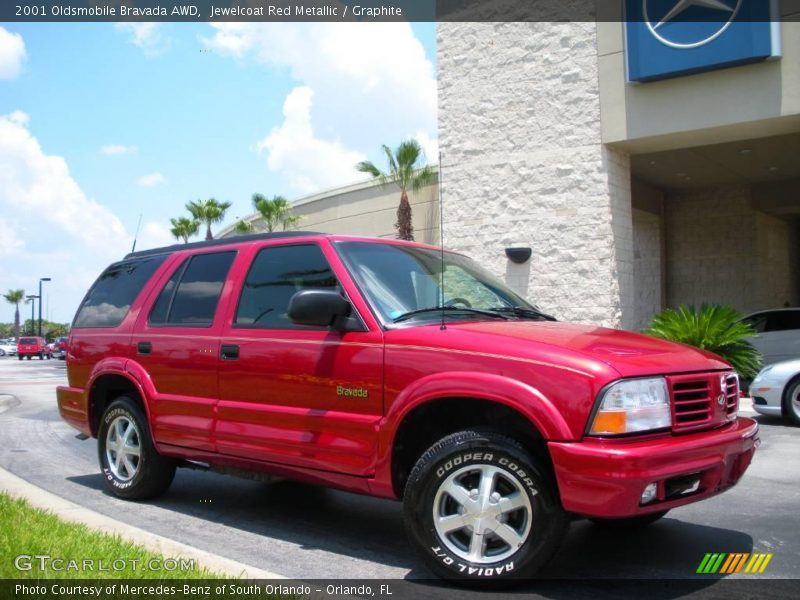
<box><xmin>17</xmin><ymin>336</ymin><xmax>52</xmax><ymax>360</ymax></box>
<box><xmin>54</xmin><ymin>336</ymin><xmax>69</xmax><ymax>360</ymax></box>
<box><xmin>56</xmin><ymin>233</ymin><xmax>759</xmax><ymax>584</ymax></box>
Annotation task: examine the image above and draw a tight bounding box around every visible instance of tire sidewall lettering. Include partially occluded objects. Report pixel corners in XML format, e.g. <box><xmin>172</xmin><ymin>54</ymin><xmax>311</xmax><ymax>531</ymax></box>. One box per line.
<box><xmin>100</xmin><ymin>405</ymin><xmax>140</xmax><ymax>489</ymax></box>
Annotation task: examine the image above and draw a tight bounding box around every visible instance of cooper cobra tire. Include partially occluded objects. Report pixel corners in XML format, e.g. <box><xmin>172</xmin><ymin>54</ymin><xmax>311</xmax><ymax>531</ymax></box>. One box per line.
<box><xmin>588</xmin><ymin>510</ymin><xmax>668</xmax><ymax>529</ymax></box>
<box><xmin>97</xmin><ymin>396</ymin><xmax>176</xmax><ymax>500</ymax></box>
<box><xmin>403</xmin><ymin>430</ymin><xmax>568</xmax><ymax>585</ymax></box>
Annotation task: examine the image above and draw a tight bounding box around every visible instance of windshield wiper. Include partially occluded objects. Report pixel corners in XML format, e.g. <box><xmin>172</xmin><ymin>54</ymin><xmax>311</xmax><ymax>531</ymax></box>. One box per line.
<box><xmin>487</xmin><ymin>306</ymin><xmax>557</xmax><ymax>321</ymax></box>
<box><xmin>392</xmin><ymin>306</ymin><xmax>511</xmax><ymax>324</ymax></box>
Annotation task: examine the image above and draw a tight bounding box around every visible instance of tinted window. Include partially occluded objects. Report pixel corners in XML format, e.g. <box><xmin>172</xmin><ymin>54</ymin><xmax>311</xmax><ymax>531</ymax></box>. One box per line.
<box><xmin>766</xmin><ymin>310</ymin><xmax>800</xmax><ymax>332</ymax></box>
<box><xmin>235</xmin><ymin>244</ymin><xmax>338</xmax><ymax>328</ymax></box>
<box><xmin>74</xmin><ymin>256</ymin><xmax>168</xmax><ymax>328</ymax></box>
<box><xmin>18</xmin><ymin>338</ymin><xmax>36</xmax><ymax>345</ymax></box>
<box><xmin>150</xmin><ymin>252</ymin><xmax>235</xmax><ymax>326</ymax></box>
<box><xmin>148</xmin><ymin>258</ymin><xmax>186</xmax><ymax>325</ymax></box>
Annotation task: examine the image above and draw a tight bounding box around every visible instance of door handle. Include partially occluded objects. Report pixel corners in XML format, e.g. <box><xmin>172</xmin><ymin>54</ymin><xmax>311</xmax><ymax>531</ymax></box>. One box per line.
<box><xmin>221</xmin><ymin>344</ymin><xmax>240</xmax><ymax>360</ymax></box>
<box><xmin>137</xmin><ymin>341</ymin><xmax>152</xmax><ymax>355</ymax></box>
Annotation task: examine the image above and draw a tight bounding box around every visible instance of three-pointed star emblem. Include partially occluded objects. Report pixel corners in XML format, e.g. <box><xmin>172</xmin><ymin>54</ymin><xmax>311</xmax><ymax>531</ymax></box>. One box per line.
<box><xmin>654</xmin><ymin>0</ymin><xmax>735</xmax><ymax>30</ymax></box>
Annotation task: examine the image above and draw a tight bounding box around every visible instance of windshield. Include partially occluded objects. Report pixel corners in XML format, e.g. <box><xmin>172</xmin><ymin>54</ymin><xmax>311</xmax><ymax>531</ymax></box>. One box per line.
<box><xmin>337</xmin><ymin>241</ymin><xmax>541</xmax><ymax>325</ymax></box>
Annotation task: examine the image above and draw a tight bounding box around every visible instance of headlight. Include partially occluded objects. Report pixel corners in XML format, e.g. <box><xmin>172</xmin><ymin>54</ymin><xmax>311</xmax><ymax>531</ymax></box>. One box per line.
<box><xmin>589</xmin><ymin>377</ymin><xmax>671</xmax><ymax>435</ymax></box>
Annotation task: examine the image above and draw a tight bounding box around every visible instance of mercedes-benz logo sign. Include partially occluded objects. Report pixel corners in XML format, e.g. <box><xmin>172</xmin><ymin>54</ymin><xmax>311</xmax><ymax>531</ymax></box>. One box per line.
<box><xmin>644</xmin><ymin>0</ymin><xmax>744</xmax><ymax>49</ymax></box>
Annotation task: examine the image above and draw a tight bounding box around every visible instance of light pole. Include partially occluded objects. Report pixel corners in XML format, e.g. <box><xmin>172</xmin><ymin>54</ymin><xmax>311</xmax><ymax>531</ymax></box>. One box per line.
<box><xmin>26</xmin><ymin>295</ymin><xmax>38</xmax><ymax>336</ymax></box>
<box><xmin>38</xmin><ymin>277</ymin><xmax>51</xmax><ymax>337</ymax></box>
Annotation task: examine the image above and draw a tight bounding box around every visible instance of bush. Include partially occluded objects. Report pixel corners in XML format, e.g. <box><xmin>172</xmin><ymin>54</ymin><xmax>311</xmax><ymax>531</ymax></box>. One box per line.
<box><xmin>645</xmin><ymin>304</ymin><xmax>762</xmax><ymax>379</ymax></box>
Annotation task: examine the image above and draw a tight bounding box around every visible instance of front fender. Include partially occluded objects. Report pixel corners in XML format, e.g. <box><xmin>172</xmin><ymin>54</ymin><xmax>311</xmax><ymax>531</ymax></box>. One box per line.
<box><xmin>386</xmin><ymin>371</ymin><xmax>574</xmax><ymax>442</ymax></box>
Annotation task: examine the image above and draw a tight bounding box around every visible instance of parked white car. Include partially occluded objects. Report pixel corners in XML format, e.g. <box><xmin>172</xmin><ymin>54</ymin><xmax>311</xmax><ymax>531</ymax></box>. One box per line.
<box><xmin>750</xmin><ymin>358</ymin><xmax>800</xmax><ymax>426</ymax></box>
<box><xmin>0</xmin><ymin>339</ymin><xmax>17</xmax><ymax>356</ymax></box>
<box><xmin>741</xmin><ymin>309</ymin><xmax>800</xmax><ymax>367</ymax></box>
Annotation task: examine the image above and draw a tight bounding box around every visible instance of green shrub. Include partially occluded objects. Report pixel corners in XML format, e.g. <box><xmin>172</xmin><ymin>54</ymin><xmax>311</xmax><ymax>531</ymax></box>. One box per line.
<box><xmin>645</xmin><ymin>304</ymin><xmax>762</xmax><ymax>379</ymax></box>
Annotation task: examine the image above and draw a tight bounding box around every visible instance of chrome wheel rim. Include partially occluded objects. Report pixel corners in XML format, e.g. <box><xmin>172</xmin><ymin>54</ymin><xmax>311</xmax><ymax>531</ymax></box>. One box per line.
<box><xmin>433</xmin><ymin>464</ymin><xmax>533</xmax><ymax>564</ymax></box>
<box><xmin>105</xmin><ymin>416</ymin><xmax>141</xmax><ymax>481</ymax></box>
<box><xmin>791</xmin><ymin>384</ymin><xmax>800</xmax><ymax>420</ymax></box>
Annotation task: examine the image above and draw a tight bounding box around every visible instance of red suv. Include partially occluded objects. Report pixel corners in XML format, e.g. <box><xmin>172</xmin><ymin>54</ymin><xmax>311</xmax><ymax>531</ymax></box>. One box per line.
<box><xmin>57</xmin><ymin>233</ymin><xmax>759</xmax><ymax>583</ymax></box>
<box><xmin>18</xmin><ymin>336</ymin><xmax>52</xmax><ymax>360</ymax></box>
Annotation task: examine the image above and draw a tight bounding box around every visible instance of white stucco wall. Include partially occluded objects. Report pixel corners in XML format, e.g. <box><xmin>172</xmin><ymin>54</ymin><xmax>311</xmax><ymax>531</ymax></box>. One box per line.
<box><xmin>438</xmin><ymin>22</ymin><xmax>635</xmax><ymax>328</ymax></box>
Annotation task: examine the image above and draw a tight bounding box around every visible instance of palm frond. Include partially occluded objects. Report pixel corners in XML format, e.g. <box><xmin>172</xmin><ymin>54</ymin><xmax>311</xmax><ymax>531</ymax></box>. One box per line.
<box><xmin>646</xmin><ymin>304</ymin><xmax>762</xmax><ymax>379</ymax></box>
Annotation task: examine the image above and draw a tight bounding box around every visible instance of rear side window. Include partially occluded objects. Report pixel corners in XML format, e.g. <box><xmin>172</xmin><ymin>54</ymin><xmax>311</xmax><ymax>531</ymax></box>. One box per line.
<box><xmin>235</xmin><ymin>244</ymin><xmax>338</xmax><ymax>328</ymax></box>
<box><xmin>766</xmin><ymin>310</ymin><xmax>800</xmax><ymax>332</ymax></box>
<box><xmin>149</xmin><ymin>251</ymin><xmax>235</xmax><ymax>326</ymax></box>
<box><xmin>73</xmin><ymin>256</ymin><xmax>168</xmax><ymax>328</ymax></box>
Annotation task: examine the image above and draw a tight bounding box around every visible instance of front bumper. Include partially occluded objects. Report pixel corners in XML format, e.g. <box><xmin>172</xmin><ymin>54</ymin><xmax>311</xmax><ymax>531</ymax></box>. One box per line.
<box><xmin>548</xmin><ymin>417</ymin><xmax>759</xmax><ymax>518</ymax></box>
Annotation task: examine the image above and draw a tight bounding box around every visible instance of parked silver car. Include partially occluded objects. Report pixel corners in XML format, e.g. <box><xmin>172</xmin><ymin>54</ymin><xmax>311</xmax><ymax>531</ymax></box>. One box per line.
<box><xmin>742</xmin><ymin>309</ymin><xmax>800</xmax><ymax>366</ymax></box>
<box><xmin>0</xmin><ymin>339</ymin><xmax>17</xmax><ymax>356</ymax></box>
<box><xmin>751</xmin><ymin>358</ymin><xmax>800</xmax><ymax>426</ymax></box>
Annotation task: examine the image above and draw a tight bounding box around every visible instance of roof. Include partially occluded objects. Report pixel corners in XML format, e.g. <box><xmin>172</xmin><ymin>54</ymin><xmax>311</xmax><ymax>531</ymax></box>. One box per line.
<box><xmin>125</xmin><ymin>231</ymin><xmax>327</xmax><ymax>259</ymax></box>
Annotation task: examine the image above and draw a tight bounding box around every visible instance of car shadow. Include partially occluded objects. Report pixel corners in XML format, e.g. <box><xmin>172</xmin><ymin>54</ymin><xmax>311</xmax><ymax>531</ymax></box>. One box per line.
<box><xmin>753</xmin><ymin>414</ymin><xmax>796</xmax><ymax>429</ymax></box>
<box><xmin>68</xmin><ymin>470</ymin><xmax>753</xmax><ymax>588</ymax></box>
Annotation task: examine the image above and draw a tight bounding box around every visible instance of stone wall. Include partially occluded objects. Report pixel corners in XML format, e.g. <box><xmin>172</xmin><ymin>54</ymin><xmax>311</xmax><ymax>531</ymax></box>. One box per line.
<box><xmin>632</xmin><ymin>209</ymin><xmax>662</xmax><ymax>331</ymax></box>
<box><xmin>438</xmin><ymin>22</ymin><xmax>635</xmax><ymax>328</ymax></box>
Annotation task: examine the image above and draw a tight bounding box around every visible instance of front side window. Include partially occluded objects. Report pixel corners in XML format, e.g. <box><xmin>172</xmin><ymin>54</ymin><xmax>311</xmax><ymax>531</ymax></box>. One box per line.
<box><xmin>235</xmin><ymin>244</ymin><xmax>339</xmax><ymax>329</ymax></box>
<box><xmin>149</xmin><ymin>252</ymin><xmax>235</xmax><ymax>326</ymax></box>
<box><xmin>336</xmin><ymin>241</ymin><xmax>540</xmax><ymax>325</ymax></box>
<box><xmin>74</xmin><ymin>255</ymin><xmax>168</xmax><ymax>328</ymax></box>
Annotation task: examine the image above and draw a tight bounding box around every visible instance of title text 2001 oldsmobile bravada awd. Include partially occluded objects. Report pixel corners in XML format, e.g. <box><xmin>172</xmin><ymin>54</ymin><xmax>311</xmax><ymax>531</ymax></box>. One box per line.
<box><xmin>57</xmin><ymin>233</ymin><xmax>759</xmax><ymax>583</ymax></box>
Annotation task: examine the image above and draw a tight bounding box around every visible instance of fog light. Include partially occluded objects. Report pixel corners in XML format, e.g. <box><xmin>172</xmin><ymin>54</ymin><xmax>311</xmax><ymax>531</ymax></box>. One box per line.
<box><xmin>641</xmin><ymin>483</ymin><xmax>658</xmax><ymax>505</ymax></box>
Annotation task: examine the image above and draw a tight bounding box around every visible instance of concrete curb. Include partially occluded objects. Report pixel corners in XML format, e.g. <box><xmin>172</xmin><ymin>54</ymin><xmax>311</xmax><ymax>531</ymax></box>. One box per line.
<box><xmin>0</xmin><ymin>466</ymin><xmax>285</xmax><ymax>580</ymax></box>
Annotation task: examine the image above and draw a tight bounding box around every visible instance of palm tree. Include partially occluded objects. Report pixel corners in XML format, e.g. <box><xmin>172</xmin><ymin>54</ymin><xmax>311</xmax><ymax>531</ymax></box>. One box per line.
<box><xmin>252</xmin><ymin>194</ymin><xmax>301</xmax><ymax>232</ymax></box>
<box><xmin>356</xmin><ymin>139</ymin><xmax>435</xmax><ymax>241</ymax></box>
<box><xmin>3</xmin><ymin>289</ymin><xmax>25</xmax><ymax>340</ymax></box>
<box><xmin>169</xmin><ymin>217</ymin><xmax>200</xmax><ymax>244</ymax></box>
<box><xmin>646</xmin><ymin>304</ymin><xmax>762</xmax><ymax>379</ymax></box>
<box><xmin>186</xmin><ymin>198</ymin><xmax>232</xmax><ymax>240</ymax></box>
<box><xmin>232</xmin><ymin>219</ymin><xmax>255</xmax><ymax>235</ymax></box>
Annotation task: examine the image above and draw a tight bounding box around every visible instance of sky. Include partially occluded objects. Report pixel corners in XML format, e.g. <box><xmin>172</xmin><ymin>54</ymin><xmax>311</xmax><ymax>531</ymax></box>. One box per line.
<box><xmin>0</xmin><ymin>21</ymin><xmax>437</xmax><ymax>325</ymax></box>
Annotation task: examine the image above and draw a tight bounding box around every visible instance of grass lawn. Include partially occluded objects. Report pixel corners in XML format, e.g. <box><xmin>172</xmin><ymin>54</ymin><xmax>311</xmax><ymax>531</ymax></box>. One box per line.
<box><xmin>0</xmin><ymin>492</ymin><xmax>224</xmax><ymax>579</ymax></box>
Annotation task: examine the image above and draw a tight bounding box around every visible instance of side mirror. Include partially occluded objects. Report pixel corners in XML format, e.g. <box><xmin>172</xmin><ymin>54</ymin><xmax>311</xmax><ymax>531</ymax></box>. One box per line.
<box><xmin>288</xmin><ymin>290</ymin><xmax>361</xmax><ymax>331</ymax></box>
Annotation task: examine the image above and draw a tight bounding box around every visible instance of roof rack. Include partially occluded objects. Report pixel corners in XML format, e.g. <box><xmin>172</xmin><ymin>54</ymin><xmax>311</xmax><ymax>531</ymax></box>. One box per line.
<box><xmin>125</xmin><ymin>231</ymin><xmax>326</xmax><ymax>259</ymax></box>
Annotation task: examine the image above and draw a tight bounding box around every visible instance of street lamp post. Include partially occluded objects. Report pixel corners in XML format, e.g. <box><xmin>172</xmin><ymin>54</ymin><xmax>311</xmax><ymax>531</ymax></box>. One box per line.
<box><xmin>26</xmin><ymin>295</ymin><xmax>38</xmax><ymax>336</ymax></box>
<box><xmin>38</xmin><ymin>277</ymin><xmax>51</xmax><ymax>337</ymax></box>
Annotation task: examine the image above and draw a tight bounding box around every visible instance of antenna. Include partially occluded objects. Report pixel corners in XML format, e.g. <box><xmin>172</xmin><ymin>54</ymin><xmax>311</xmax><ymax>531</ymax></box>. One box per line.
<box><xmin>438</xmin><ymin>152</ymin><xmax>446</xmax><ymax>331</ymax></box>
<box><xmin>131</xmin><ymin>213</ymin><xmax>143</xmax><ymax>253</ymax></box>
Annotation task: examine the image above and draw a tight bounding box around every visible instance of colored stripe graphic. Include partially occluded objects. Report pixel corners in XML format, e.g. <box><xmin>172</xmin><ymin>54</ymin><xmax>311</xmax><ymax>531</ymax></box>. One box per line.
<box><xmin>698</xmin><ymin>553</ymin><xmax>773</xmax><ymax>574</ymax></box>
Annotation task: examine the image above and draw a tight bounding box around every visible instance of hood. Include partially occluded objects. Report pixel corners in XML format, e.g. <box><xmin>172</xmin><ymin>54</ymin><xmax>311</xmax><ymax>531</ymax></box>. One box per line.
<box><xmin>397</xmin><ymin>320</ymin><xmax>731</xmax><ymax>378</ymax></box>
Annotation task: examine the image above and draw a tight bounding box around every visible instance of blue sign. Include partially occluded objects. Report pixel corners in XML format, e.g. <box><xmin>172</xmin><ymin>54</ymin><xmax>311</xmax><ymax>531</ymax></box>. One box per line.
<box><xmin>625</xmin><ymin>0</ymin><xmax>781</xmax><ymax>82</ymax></box>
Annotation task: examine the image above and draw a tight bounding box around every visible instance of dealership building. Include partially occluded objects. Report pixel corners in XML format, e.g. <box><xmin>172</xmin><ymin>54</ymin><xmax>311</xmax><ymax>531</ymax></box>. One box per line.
<box><xmin>225</xmin><ymin>5</ymin><xmax>799</xmax><ymax>331</ymax></box>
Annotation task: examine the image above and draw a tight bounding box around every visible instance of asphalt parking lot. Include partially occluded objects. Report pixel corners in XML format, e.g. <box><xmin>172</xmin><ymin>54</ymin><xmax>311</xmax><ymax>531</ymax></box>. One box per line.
<box><xmin>0</xmin><ymin>357</ymin><xmax>798</xmax><ymax>592</ymax></box>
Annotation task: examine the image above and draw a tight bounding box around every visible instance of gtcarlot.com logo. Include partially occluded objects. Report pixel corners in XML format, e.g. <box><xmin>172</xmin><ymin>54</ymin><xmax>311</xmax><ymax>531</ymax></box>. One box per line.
<box><xmin>696</xmin><ymin>552</ymin><xmax>773</xmax><ymax>574</ymax></box>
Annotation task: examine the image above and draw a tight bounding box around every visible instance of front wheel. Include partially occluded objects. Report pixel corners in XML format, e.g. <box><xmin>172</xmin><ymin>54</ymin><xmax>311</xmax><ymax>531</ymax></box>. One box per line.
<box><xmin>403</xmin><ymin>430</ymin><xmax>568</xmax><ymax>585</ymax></box>
<box><xmin>97</xmin><ymin>396</ymin><xmax>176</xmax><ymax>500</ymax></box>
<box><xmin>782</xmin><ymin>378</ymin><xmax>800</xmax><ymax>427</ymax></box>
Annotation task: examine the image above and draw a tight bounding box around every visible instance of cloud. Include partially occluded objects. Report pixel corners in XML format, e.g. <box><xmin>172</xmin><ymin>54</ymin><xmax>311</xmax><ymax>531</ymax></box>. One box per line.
<box><xmin>137</xmin><ymin>172</ymin><xmax>165</xmax><ymax>187</ymax></box>
<box><xmin>0</xmin><ymin>217</ymin><xmax>24</xmax><ymax>257</ymax></box>
<box><xmin>100</xmin><ymin>144</ymin><xmax>137</xmax><ymax>155</ymax></box>
<box><xmin>0</xmin><ymin>26</ymin><xmax>26</xmax><ymax>79</ymax></box>
<box><xmin>414</xmin><ymin>131</ymin><xmax>439</xmax><ymax>165</ymax></box>
<box><xmin>204</xmin><ymin>23</ymin><xmax>437</xmax><ymax>192</ymax></box>
<box><xmin>256</xmin><ymin>87</ymin><xmax>365</xmax><ymax>194</ymax></box>
<box><xmin>0</xmin><ymin>111</ymin><xmax>135</xmax><ymax>322</ymax></box>
<box><xmin>115</xmin><ymin>23</ymin><xmax>169</xmax><ymax>56</ymax></box>
<box><xmin>136</xmin><ymin>221</ymin><xmax>174</xmax><ymax>249</ymax></box>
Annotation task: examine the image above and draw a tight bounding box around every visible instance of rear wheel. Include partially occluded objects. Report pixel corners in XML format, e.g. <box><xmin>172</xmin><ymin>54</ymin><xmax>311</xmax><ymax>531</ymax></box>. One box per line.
<box><xmin>589</xmin><ymin>510</ymin><xmax>668</xmax><ymax>529</ymax></box>
<box><xmin>403</xmin><ymin>430</ymin><xmax>568</xmax><ymax>585</ymax></box>
<box><xmin>38</xmin><ymin>352</ymin><xmax>43</xmax><ymax>360</ymax></box>
<box><xmin>782</xmin><ymin>378</ymin><xmax>800</xmax><ymax>427</ymax></box>
<box><xmin>18</xmin><ymin>355</ymin><xmax>22</xmax><ymax>361</ymax></box>
<box><xmin>97</xmin><ymin>396</ymin><xmax>176</xmax><ymax>500</ymax></box>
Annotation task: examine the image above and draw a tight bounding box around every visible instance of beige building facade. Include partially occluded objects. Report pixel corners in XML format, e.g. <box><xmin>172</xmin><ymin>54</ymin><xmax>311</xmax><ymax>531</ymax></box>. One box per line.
<box><xmin>225</xmin><ymin>13</ymin><xmax>800</xmax><ymax>332</ymax></box>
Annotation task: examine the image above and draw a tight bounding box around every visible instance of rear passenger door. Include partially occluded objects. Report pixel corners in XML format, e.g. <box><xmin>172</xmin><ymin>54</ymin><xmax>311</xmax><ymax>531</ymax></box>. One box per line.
<box><xmin>216</xmin><ymin>242</ymin><xmax>384</xmax><ymax>476</ymax></box>
<box><xmin>132</xmin><ymin>250</ymin><xmax>236</xmax><ymax>452</ymax></box>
